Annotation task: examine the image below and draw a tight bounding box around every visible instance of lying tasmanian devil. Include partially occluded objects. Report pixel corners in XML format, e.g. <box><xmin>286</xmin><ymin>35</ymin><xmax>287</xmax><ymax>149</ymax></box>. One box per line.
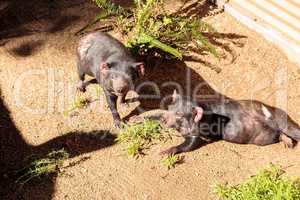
<box><xmin>153</xmin><ymin>90</ymin><xmax>300</xmax><ymax>154</ymax></box>
<box><xmin>76</xmin><ymin>32</ymin><xmax>144</xmax><ymax>128</ymax></box>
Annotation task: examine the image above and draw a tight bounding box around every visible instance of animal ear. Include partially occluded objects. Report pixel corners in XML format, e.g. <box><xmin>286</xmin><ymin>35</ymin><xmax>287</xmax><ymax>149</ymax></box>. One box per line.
<box><xmin>192</xmin><ymin>106</ymin><xmax>203</xmax><ymax>123</ymax></box>
<box><xmin>133</xmin><ymin>62</ymin><xmax>145</xmax><ymax>77</ymax></box>
<box><xmin>172</xmin><ymin>90</ymin><xmax>179</xmax><ymax>103</ymax></box>
<box><xmin>100</xmin><ymin>62</ymin><xmax>109</xmax><ymax>75</ymax></box>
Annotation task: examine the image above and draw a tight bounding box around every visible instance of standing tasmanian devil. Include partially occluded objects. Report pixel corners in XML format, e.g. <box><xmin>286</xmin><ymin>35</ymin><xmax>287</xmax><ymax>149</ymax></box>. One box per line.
<box><xmin>76</xmin><ymin>32</ymin><xmax>145</xmax><ymax>128</ymax></box>
<box><xmin>152</xmin><ymin>90</ymin><xmax>300</xmax><ymax>154</ymax></box>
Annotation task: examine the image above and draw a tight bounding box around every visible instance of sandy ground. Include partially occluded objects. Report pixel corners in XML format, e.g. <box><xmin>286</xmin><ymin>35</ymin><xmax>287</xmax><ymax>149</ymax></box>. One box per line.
<box><xmin>0</xmin><ymin>1</ymin><xmax>300</xmax><ymax>200</ymax></box>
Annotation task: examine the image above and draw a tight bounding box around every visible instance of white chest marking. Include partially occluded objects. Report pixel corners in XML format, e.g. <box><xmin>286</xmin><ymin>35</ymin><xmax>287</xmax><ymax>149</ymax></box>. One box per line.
<box><xmin>262</xmin><ymin>105</ymin><xmax>272</xmax><ymax>120</ymax></box>
<box><xmin>78</xmin><ymin>35</ymin><xmax>94</xmax><ymax>58</ymax></box>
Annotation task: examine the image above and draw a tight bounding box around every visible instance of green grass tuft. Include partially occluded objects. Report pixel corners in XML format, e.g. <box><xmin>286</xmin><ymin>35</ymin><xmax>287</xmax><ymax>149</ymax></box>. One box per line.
<box><xmin>162</xmin><ymin>154</ymin><xmax>183</xmax><ymax>169</ymax></box>
<box><xmin>64</xmin><ymin>96</ymin><xmax>90</xmax><ymax>116</ymax></box>
<box><xmin>16</xmin><ymin>149</ymin><xmax>69</xmax><ymax>184</ymax></box>
<box><xmin>215</xmin><ymin>164</ymin><xmax>300</xmax><ymax>200</ymax></box>
<box><xmin>126</xmin><ymin>142</ymin><xmax>142</xmax><ymax>157</ymax></box>
<box><xmin>116</xmin><ymin>119</ymin><xmax>162</xmax><ymax>157</ymax></box>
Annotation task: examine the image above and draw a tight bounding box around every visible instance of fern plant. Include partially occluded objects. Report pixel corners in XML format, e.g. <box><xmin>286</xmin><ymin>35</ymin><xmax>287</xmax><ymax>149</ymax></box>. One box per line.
<box><xmin>93</xmin><ymin>0</ymin><xmax>131</xmax><ymax>16</ymax></box>
<box><xmin>76</xmin><ymin>0</ymin><xmax>132</xmax><ymax>34</ymax></box>
<box><xmin>127</xmin><ymin>5</ymin><xmax>219</xmax><ymax>59</ymax></box>
<box><xmin>80</xmin><ymin>0</ymin><xmax>218</xmax><ymax>59</ymax></box>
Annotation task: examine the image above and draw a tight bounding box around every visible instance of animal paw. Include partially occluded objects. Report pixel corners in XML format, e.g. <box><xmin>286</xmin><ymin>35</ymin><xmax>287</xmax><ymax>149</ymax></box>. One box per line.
<box><xmin>160</xmin><ymin>147</ymin><xmax>179</xmax><ymax>155</ymax></box>
<box><xmin>114</xmin><ymin>120</ymin><xmax>124</xmax><ymax>129</ymax></box>
<box><xmin>76</xmin><ymin>84</ymin><xmax>86</xmax><ymax>92</ymax></box>
<box><xmin>120</xmin><ymin>102</ymin><xmax>130</xmax><ymax>108</ymax></box>
<box><xmin>129</xmin><ymin>115</ymin><xmax>144</xmax><ymax>123</ymax></box>
<box><xmin>280</xmin><ymin>134</ymin><xmax>295</xmax><ymax>148</ymax></box>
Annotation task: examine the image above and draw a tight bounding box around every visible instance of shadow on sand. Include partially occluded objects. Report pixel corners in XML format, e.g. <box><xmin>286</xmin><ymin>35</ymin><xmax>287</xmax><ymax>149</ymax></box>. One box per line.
<box><xmin>0</xmin><ymin>1</ymin><xmax>248</xmax><ymax>198</ymax></box>
<box><xmin>0</xmin><ymin>90</ymin><xmax>116</xmax><ymax>200</ymax></box>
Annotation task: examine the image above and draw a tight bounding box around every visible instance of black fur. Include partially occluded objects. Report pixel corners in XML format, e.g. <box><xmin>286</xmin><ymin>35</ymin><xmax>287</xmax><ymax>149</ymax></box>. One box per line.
<box><xmin>76</xmin><ymin>32</ymin><xmax>144</xmax><ymax>127</ymax></box>
<box><xmin>160</xmin><ymin>94</ymin><xmax>300</xmax><ymax>154</ymax></box>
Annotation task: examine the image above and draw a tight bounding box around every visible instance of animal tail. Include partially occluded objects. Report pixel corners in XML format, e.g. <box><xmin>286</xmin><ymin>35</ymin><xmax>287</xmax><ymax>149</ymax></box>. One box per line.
<box><xmin>282</xmin><ymin>119</ymin><xmax>300</xmax><ymax>141</ymax></box>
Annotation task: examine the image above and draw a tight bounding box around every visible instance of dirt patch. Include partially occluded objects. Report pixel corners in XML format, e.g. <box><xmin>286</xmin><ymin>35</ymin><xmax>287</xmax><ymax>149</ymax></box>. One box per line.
<box><xmin>0</xmin><ymin>1</ymin><xmax>300</xmax><ymax>200</ymax></box>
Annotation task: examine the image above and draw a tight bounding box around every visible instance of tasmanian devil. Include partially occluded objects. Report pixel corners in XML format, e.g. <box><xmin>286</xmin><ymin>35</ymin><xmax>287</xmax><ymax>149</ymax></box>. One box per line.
<box><xmin>153</xmin><ymin>90</ymin><xmax>300</xmax><ymax>154</ymax></box>
<box><xmin>76</xmin><ymin>32</ymin><xmax>145</xmax><ymax>128</ymax></box>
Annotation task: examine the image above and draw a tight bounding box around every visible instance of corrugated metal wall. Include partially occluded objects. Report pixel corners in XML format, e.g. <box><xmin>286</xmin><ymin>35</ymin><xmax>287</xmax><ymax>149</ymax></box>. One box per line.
<box><xmin>219</xmin><ymin>0</ymin><xmax>300</xmax><ymax>65</ymax></box>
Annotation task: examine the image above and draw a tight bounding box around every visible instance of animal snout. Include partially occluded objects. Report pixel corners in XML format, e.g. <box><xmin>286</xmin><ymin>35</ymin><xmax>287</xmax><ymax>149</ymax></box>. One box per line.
<box><xmin>162</xmin><ymin>115</ymin><xmax>177</xmax><ymax>128</ymax></box>
<box><xmin>113</xmin><ymin>78</ymin><xmax>130</xmax><ymax>95</ymax></box>
<box><xmin>116</xmin><ymin>86</ymin><xmax>128</xmax><ymax>94</ymax></box>
<box><xmin>114</xmin><ymin>84</ymin><xmax>129</xmax><ymax>95</ymax></box>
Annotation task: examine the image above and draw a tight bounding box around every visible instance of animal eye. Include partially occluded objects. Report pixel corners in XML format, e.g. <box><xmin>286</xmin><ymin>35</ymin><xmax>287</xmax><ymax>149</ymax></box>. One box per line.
<box><xmin>112</xmin><ymin>73</ymin><xmax>118</xmax><ymax>79</ymax></box>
